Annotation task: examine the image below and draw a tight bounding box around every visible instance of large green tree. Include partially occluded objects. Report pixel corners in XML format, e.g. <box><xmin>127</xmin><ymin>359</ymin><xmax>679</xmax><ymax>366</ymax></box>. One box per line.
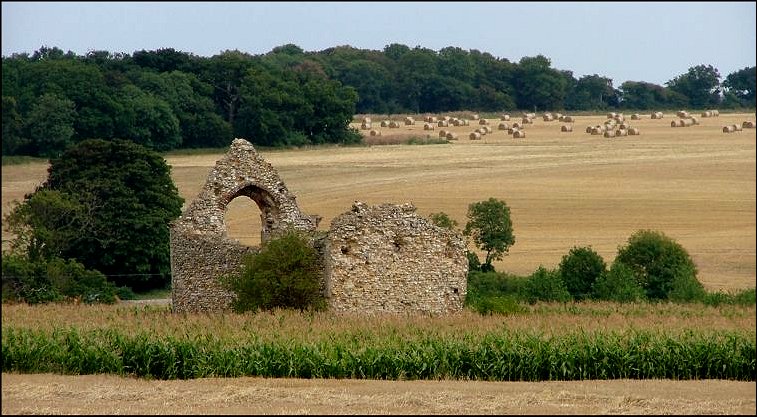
<box><xmin>666</xmin><ymin>64</ymin><xmax>722</xmax><ymax>108</ymax></box>
<box><xmin>463</xmin><ymin>198</ymin><xmax>515</xmax><ymax>272</ymax></box>
<box><xmin>28</xmin><ymin>139</ymin><xmax>184</xmax><ymax>291</ymax></box>
<box><xmin>24</xmin><ymin>93</ymin><xmax>76</xmax><ymax>158</ymax></box>
<box><xmin>723</xmin><ymin>66</ymin><xmax>756</xmax><ymax>107</ymax></box>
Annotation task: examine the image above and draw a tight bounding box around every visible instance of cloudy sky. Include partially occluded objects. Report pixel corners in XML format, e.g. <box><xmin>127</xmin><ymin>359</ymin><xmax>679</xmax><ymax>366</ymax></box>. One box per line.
<box><xmin>3</xmin><ymin>2</ymin><xmax>755</xmax><ymax>86</ymax></box>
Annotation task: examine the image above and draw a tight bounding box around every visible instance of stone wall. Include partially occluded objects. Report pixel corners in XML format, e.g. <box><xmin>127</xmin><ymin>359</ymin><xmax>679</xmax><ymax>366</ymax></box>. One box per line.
<box><xmin>326</xmin><ymin>202</ymin><xmax>468</xmax><ymax>314</ymax></box>
<box><xmin>170</xmin><ymin>138</ymin><xmax>468</xmax><ymax>314</ymax></box>
<box><xmin>170</xmin><ymin>138</ymin><xmax>319</xmax><ymax>313</ymax></box>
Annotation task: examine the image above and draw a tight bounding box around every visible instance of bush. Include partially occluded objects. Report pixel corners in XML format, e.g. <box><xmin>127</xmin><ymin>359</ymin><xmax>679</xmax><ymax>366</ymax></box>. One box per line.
<box><xmin>429</xmin><ymin>212</ymin><xmax>458</xmax><ymax>230</ymax></box>
<box><xmin>525</xmin><ymin>266</ymin><xmax>571</xmax><ymax>304</ymax></box>
<box><xmin>558</xmin><ymin>246</ymin><xmax>607</xmax><ymax>300</ymax></box>
<box><xmin>614</xmin><ymin>230</ymin><xmax>700</xmax><ymax>300</ymax></box>
<box><xmin>465</xmin><ymin>271</ymin><xmax>530</xmax><ymax>314</ymax></box>
<box><xmin>223</xmin><ymin>229</ymin><xmax>326</xmax><ymax>313</ymax></box>
<box><xmin>592</xmin><ymin>261</ymin><xmax>646</xmax><ymax>303</ymax></box>
<box><xmin>1</xmin><ymin>254</ymin><xmax>119</xmax><ymax>304</ymax></box>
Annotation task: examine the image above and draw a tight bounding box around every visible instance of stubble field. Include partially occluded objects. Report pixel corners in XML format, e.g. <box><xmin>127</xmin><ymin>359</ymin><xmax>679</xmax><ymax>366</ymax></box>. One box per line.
<box><xmin>2</xmin><ymin>111</ymin><xmax>756</xmax><ymax>414</ymax></box>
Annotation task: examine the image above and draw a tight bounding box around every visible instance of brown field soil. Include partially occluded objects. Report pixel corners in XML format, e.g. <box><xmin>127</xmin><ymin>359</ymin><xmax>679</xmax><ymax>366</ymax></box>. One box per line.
<box><xmin>2</xmin><ymin>112</ymin><xmax>755</xmax><ymax>414</ymax></box>
<box><xmin>2</xmin><ymin>373</ymin><xmax>755</xmax><ymax>415</ymax></box>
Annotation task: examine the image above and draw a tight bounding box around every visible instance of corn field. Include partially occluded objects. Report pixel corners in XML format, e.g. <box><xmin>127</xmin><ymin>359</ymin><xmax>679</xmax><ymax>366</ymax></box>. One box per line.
<box><xmin>2</xmin><ymin>303</ymin><xmax>755</xmax><ymax>381</ymax></box>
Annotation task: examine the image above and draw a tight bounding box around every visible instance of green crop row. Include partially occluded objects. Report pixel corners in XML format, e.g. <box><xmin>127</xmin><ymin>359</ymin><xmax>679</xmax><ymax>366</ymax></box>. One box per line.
<box><xmin>3</xmin><ymin>327</ymin><xmax>754</xmax><ymax>381</ymax></box>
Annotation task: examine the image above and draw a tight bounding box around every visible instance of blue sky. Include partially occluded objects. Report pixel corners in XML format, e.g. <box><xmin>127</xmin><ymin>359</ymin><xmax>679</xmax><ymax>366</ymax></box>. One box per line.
<box><xmin>2</xmin><ymin>2</ymin><xmax>755</xmax><ymax>86</ymax></box>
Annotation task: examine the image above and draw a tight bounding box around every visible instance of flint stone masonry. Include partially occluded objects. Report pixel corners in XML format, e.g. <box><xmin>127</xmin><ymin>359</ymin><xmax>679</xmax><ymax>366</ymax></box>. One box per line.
<box><xmin>170</xmin><ymin>138</ymin><xmax>319</xmax><ymax>313</ymax></box>
<box><xmin>326</xmin><ymin>201</ymin><xmax>468</xmax><ymax>314</ymax></box>
<box><xmin>171</xmin><ymin>138</ymin><xmax>468</xmax><ymax>314</ymax></box>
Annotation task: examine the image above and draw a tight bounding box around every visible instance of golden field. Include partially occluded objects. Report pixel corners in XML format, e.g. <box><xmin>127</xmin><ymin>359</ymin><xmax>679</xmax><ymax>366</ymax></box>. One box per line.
<box><xmin>2</xmin><ymin>112</ymin><xmax>756</xmax><ymax>291</ymax></box>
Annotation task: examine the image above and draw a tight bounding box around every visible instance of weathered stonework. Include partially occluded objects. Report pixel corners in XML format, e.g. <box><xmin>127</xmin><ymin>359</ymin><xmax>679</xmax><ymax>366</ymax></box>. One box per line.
<box><xmin>325</xmin><ymin>201</ymin><xmax>467</xmax><ymax>314</ymax></box>
<box><xmin>171</xmin><ymin>138</ymin><xmax>468</xmax><ymax>314</ymax></box>
<box><xmin>170</xmin><ymin>138</ymin><xmax>319</xmax><ymax>313</ymax></box>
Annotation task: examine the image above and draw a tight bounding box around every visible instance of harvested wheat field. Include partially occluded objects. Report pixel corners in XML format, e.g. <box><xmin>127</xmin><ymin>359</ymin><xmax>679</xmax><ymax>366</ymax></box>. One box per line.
<box><xmin>2</xmin><ymin>112</ymin><xmax>755</xmax><ymax>414</ymax></box>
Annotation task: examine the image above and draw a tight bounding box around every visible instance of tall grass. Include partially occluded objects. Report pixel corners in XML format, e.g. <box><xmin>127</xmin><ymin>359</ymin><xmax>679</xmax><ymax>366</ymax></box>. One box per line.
<box><xmin>2</xmin><ymin>303</ymin><xmax>755</xmax><ymax>381</ymax></box>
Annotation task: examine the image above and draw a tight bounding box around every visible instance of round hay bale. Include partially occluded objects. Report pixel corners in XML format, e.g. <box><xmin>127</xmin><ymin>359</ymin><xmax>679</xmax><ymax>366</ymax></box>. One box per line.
<box><xmin>479</xmin><ymin>118</ymin><xmax>489</xmax><ymax>125</ymax></box>
<box><xmin>362</xmin><ymin>117</ymin><xmax>372</xmax><ymax>124</ymax></box>
<box><xmin>742</xmin><ymin>121</ymin><xmax>755</xmax><ymax>128</ymax></box>
<box><xmin>628</xmin><ymin>128</ymin><xmax>640</xmax><ymax>135</ymax></box>
<box><xmin>380</xmin><ymin>120</ymin><xmax>390</xmax><ymax>127</ymax></box>
<box><xmin>671</xmin><ymin>120</ymin><xmax>679</xmax><ymax>128</ymax></box>
<box><xmin>615</xmin><ymin>129</ymin><xmax>628</xmax><ymax>137</ymax></box>
<box><xmin>429</xmin><ymin>116</ymin><xmax>438</xmax><ymax>123</ymax></box>
<box><xmin>682</xmin><ymin>119</ymin><xmax>694</xmax><ymax>127</ymax></box>
<box><xmin>563</xmin><ymin>116</ymin><xmax>574</xmax><ymax>123</ymax></box>
<box><xmin>561</xmin><ymin>124</ymin><xmax>573</xmax><ymax>132</ymax></box>
<box><xmin>369</xmin><ymin>129</ymin><xmax>381</xmax><ymax>136</ymax></box>
<box><xmin>543</xmin><ymin>114</ymin><xmax>554</xmax><ymax>121</ymax></box>
<box><xmin>446</xmin><ymin>132</ymin><xmax>458</xmax><ymax>140</ymax></box>
<box><xmin>734</xmin><ymin>124</ymin><xmax>743</xmax><ymax>132</ymax></box>
<box><xmin>555</xmin><ymin>113</ymin><xmax>563</xmax><ymax>119</ymax></box>
<box><xmin>469</xmin><ymin>132</ymin><xmax>481</xmax><ymax>140</ymax></box>
<box><xmin>591</xmin><ymin>127</ymin><xmax>603</xmax><ymax>135</ymax></box>
<box><xmin>389</xmin><ymin>121</ymin><xmax>401</xmax><ymax>128</ymax></box>
<box><xmin>500</xmin><ymin>114</ymin><xmax>511</xmax><ymax>121</ymax></box>
<box><xmin>443</xmin><ymin>116</ymin><xmax>451</xmax><ymax>121</ymax></box>
<box><xmin>472</xmin><ymin>114</ymin><xmax>480</xmax><ymax>120</ymax></box>
<box><xmin>690</xmin><ymin>116</ymin><xmax>699</xmax><ymax>125</ymax></box>
<box><xmin>619</xmin><ymin>123</ymin><xmax>629</xmax><ymax>130</ymax></box>
<box><xmin>712</xmin><ymin>110</ymin><xmax>719</xmax><ymax>117</ymax></box>
<box><xmin>604</xmin><ymin>130</ymin><xmax>616</xmax><ymax>138</ymax></box>
<box><xmin>677</xmin><ymin>110</ymin><xmax>689</xmax><ymax>118</ymax></box>
<box><xmin>631</xmin><ymin>114</ymin><xmax>641</xmax><ymax>120</ymax></box>
<box><xmin>437</xmin><ymin>120</ymin><xmax>449</xmax><ymax>127</ymax></box>
<box><xmin>360</xmin><ymin>122</ymin><xmax>371</xmax><ymax>130</ymax></box>
<box><xmin>423</xmin><ymin>123</ymin><xmax>435</xmax><ymax>131</ymax></box>
<box><xmin>585</xmin><ymin>126</ymin><xmax>593</xmax><ymax>133</ymax></box>
<box><xmin>483</xmin><ymin>125</ymin><xmax>492</xmax><ymax>133</ymax></box>
<box><xmin>723</xmin><ymin>125</ymin><xmax>734</xmax><ymax>133</ymax></box>
<box><xmin>476</xmin><ymin>127</ymin><xmax>487</xmax><ymax>135</ymax></box>
<box><xmin>512</xmin><ymin>122</ymin><xmax>521</xmax><ymax>129</ymax></box>
<box><xmin>607</xmin><ymin>112</ymin><xmax>617</xmax><ymax>119</ymax></box>
<box><xmin>513</xmin><ymin>130</ymin><xmax>526</xmax><ymax>138</ymax></box>
<box><xmin>701</xmin><ymin>111</ymin><xmax>711</xmax><ymax>118</ymax></box>
<box><xmin>439</xmin><ymin>129</ymin><xmax>448</xmax><ymax>138</ymax></box>
<box><xmin>404</xmin><ymin>117</ymin><xmax>415</xmax><ymax>125</ymax></box>
<box><xmin>498</xmin><ymin>122</ymin><xmax>510</xmax><ymax>130</ymax></box>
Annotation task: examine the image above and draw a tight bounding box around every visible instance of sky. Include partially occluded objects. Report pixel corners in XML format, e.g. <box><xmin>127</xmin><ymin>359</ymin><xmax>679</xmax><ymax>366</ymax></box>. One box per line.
<box><xmin>2</xmin><ymin>1</ymin><xmax>755</xmax><ymax>86</ymax></box>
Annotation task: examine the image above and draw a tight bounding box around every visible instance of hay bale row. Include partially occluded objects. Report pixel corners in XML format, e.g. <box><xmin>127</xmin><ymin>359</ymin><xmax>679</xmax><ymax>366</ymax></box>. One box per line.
<box><xmin>424</xmin><ymin>116</ymin><xmax>438</xmax><ymax>123</ymax></box>
<box><xmin>701</xmin><ymin>110</ymin><xmax>719</xmax><ymax>118</ymax></box>
<box><xmin>671</xmin><ymin>118</ymin><xmax>697</xmax><ymax>128</ymax></box>
<box><xmin>723</xmin><ymin>124</ymin><xmax>744</xmax><ymax>133</ymax></box>
<box><xmin>743</xmin><ymin>121</ymin><xmax>756</xmax><ymax>128</ymax></box>
<box><xmin>451</xmin><ymin>118</ymin><xmax>470</xmax><ymax>126</ymax></box>
<box><xmin>560</xmin><ymin>124</ymin><xmax>573</xmax><ymax>132</ymax></box>
<box><xmin>651</xmin><ymin>112</ymin><xmax>664</xmax><ymax>119</ymax></box>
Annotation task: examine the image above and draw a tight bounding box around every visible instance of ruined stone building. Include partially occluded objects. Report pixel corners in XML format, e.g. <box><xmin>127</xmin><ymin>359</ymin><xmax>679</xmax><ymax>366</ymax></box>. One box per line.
<box><xmin>170</xmin><ymin>138</ymin><xmax>467</xmax><ymax>314</ymax></box>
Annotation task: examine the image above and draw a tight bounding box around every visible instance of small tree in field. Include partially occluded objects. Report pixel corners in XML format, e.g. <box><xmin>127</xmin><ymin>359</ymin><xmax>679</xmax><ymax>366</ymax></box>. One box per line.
<box><xmin>614</xmin><ymin>229</ymin><xmax>701</xmax><ymax>301</ymax></box>
<box><xmin>429</xmin><ymin>212</ymin><xmax>458</xmax><ymax>230</ymax></box>
<box><xmin>559</xmin><ymin>246</ymin><xmax>607</xmax><ymax>301</ymax></box>
<box><xmin>224</xmin><ymin>228</ymin><xmax>326</xmax><ymax>313</ymax></box>
<box><xmin>463</xmin><ymin>198</ymin><xmax>515</xmax><ymax>272</ymax></box>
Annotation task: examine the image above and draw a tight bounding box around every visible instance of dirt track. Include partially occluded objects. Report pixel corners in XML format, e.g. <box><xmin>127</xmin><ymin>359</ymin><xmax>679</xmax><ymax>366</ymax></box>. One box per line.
<box><xmin>2</xmin><ymin>373</ymin><xmax>755</xmax><ymax>415</ymax></box>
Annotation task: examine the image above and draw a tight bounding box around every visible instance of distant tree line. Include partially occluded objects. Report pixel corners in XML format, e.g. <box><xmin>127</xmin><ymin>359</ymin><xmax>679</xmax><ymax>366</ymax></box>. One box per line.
<box><xmin>2</xmin><ymin>44</ymin><xmax>755</xmax><ymax>157</ymax></box>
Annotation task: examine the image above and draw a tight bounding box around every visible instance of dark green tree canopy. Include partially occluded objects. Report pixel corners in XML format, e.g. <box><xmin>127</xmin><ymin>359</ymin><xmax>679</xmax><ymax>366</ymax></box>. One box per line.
<box><xmin>558</xmin><ymin>246</ymin><xmax>607</xmax><ymax>301</ymax></box>
<box><xmin>37</xmin><ymin>139</ymin><xmax>184</xmax><ymax>291</ymax></box>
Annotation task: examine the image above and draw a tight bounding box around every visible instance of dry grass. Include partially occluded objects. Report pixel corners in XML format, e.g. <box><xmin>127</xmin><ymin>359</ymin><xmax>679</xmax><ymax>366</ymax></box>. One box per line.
<box><xmin>2</xmin><ymin>113</ymin><xmax>755</xmax><ymax>291</ymax></box>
